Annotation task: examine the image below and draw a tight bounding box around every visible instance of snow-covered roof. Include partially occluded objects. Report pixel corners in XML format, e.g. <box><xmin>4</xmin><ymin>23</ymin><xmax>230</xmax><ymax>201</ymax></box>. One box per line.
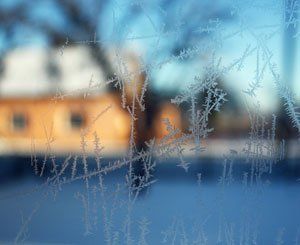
<box><xmin>0</xmin><ymin>46</ymin><xmax>106</xmax><ymax>97</ymax></box>
<box><xmin>54</xmin><ymin>46</ymin><xmax>106</xmax><ymax>95</ymax></box>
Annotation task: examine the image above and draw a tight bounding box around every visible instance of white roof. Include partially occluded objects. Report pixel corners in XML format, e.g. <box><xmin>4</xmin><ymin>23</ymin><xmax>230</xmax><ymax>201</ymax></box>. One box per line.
<box><xmin>0</xmin><ymin>47</ymin><xmax>50</xmax><ymax>97</ymax></box>
<box><xmin>53</xmin><ymin>46</ymin><xmax>106</xmax><ymax>94</ymax></box>
<box><xmin>0</xmin><ymin>46</ymin><xmax>107</xmax><ymax>97</ymax></box>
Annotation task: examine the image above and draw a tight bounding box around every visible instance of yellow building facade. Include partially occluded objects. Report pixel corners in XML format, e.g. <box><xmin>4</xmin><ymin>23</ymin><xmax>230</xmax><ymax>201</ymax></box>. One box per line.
<box><xmin>0</xmin><ymin>95</ymin><xmax>131</xmax><ymax>155</ymax></box>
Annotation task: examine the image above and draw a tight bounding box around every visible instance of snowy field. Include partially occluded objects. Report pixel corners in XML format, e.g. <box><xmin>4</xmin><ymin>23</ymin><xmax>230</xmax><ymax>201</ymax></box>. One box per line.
<box><xmin>0</xmin><ymin>158</ymin><xmax>299</xmax><ymax>244</ymax></box>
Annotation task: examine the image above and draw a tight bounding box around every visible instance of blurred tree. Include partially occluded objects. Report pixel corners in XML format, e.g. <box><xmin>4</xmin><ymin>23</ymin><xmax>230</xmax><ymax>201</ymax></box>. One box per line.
<box><xmin>0</xmin><ymin>0</ymin><xmax>233</xmax><ymax>84</ymax></box>
<box><xmin>0</xmin><ymin>0</ymin><xmax>115</xmax><ymax>83</ymax></box>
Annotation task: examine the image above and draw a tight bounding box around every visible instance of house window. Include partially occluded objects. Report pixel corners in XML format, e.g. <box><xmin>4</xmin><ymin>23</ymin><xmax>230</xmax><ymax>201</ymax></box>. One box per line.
<box><xmin>12</xmin><ymin>113</ymin><xmax>27</xmax><ymax>131</ymax></box>
<box><xmin>70</xmin><ymin>112</ymin><xmax>85</xmax><ymax>129</ymax></box>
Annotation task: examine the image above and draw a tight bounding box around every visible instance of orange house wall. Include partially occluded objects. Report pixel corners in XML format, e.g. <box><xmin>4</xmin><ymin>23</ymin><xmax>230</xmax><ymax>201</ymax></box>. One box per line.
<box><xmin>0</xmin><ymin>95</ymin><xmax>182</xmax><ymax>155</ymax></box>
<box><xmin>0</xmin><ymin>95</ymin><xmax>131</xmax><ymax>155</ymax></box>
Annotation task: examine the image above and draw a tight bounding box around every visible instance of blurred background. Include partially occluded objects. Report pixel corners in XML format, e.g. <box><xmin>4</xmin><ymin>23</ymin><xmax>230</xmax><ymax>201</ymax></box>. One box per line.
<box><xmin>0</xmin><ymin>0</ymin><xmax>299</xmax><ymax>244</ymax></box>
<box><xmin>0</xmin><ymin>0</ymin><xmax>299</xmax><ymax>156</ymax></box>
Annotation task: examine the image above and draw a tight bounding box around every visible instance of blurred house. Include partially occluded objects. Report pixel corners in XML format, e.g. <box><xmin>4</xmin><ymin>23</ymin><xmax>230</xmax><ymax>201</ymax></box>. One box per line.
<box><xmin>0</xmin><ymin>46</ymin><xmax>182</xmax><ymax>156</ymax></box>
<box><xmin>0</xmin><ymin>46</ymin><xmax>130</xmax><ymax>156</ymax></box>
